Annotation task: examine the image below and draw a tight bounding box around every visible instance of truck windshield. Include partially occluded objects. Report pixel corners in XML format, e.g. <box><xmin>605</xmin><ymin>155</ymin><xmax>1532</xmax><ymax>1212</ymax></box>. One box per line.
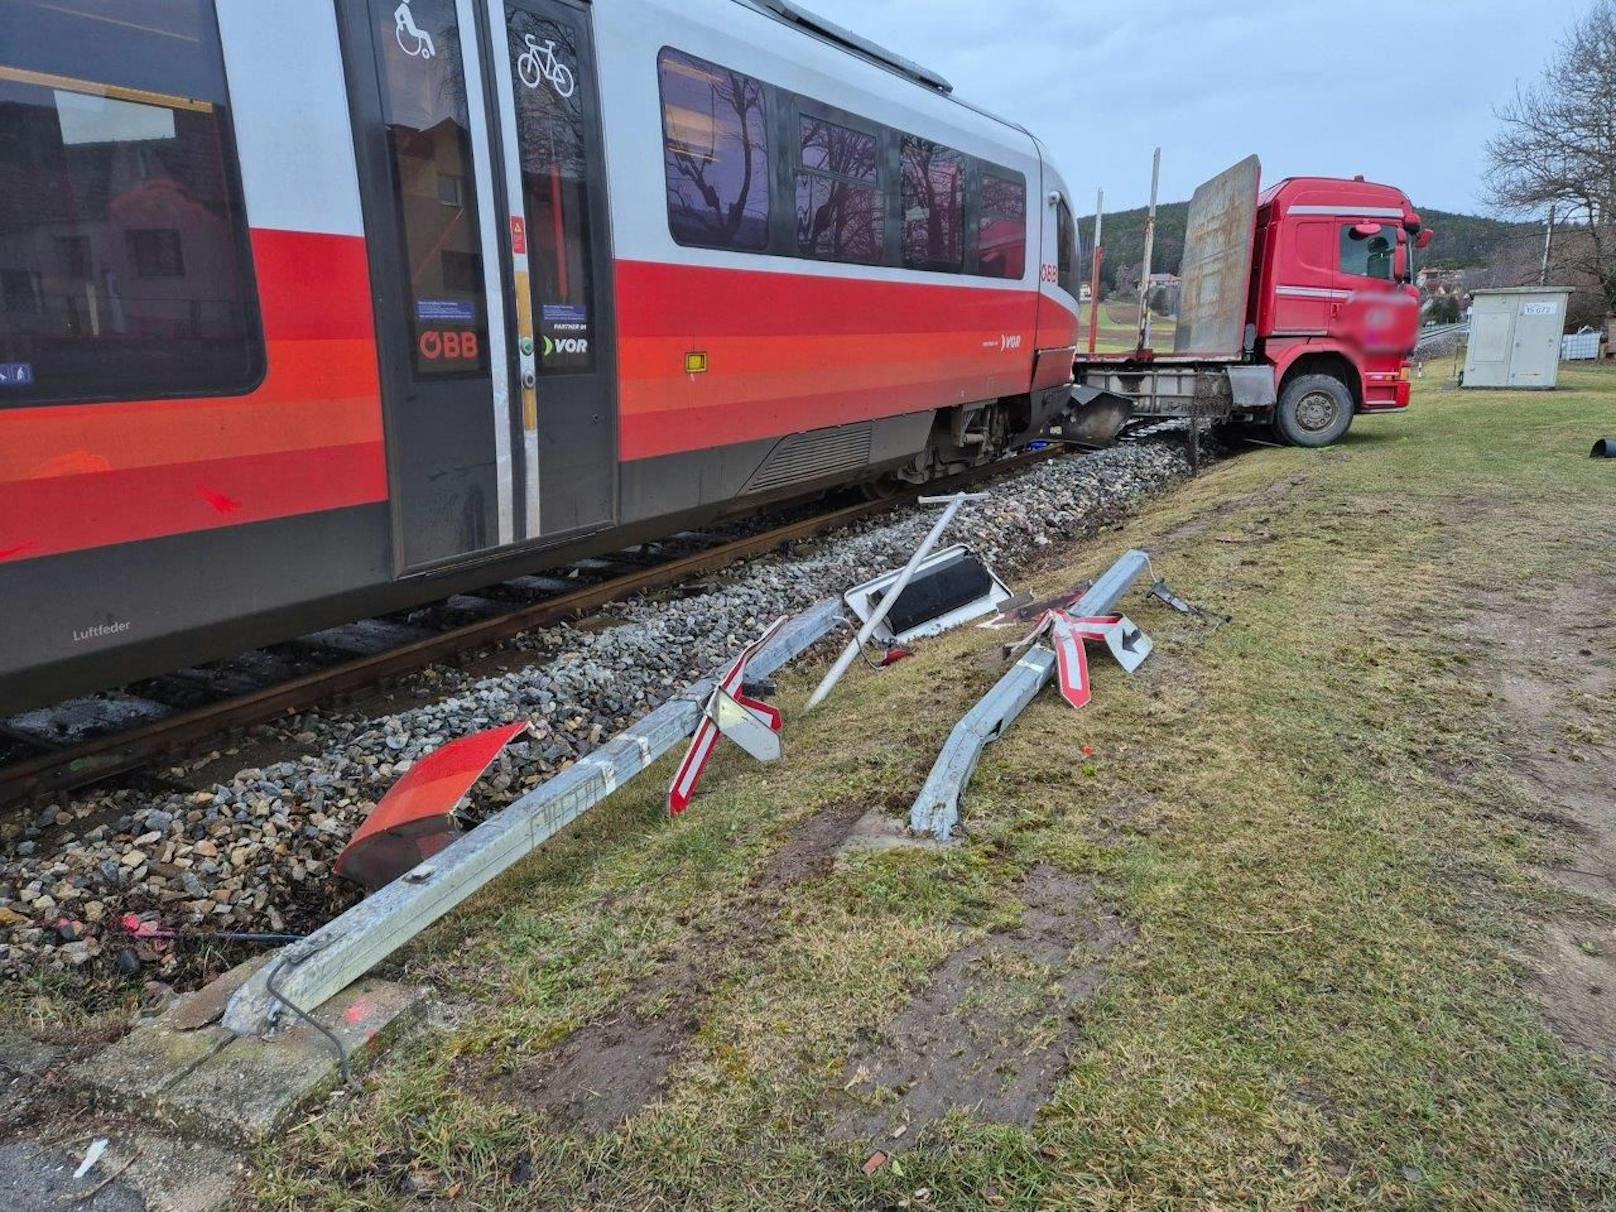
<box><xmin>1340</xmin><ymin>224</ymin><xmax>1396</xmax><ymax>281</ymax></box>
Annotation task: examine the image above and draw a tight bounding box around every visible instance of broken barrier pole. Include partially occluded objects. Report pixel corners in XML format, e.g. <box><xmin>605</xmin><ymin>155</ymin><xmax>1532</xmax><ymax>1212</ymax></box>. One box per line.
<box><xmin>909</xmin><ymin>550</ymin><xmax>1151</xmax><ymax>841</ymax></box>
<box><xmin>804</xmin><ymin>492</ymin><xmax>988</xmax><ymax>711</ymax></box>
<box><xmin>222</xmin><ymin>600</ymin><xmax>845</xmax><ymax>1037</ymax></box>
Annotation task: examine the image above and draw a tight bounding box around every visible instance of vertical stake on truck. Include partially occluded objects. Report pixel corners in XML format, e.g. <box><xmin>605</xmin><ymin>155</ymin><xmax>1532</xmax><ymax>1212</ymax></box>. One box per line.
<box><xmin>1135</xmin><ymin>147</ymin><xmax>1161</xmax><ymax>354</ymax></box>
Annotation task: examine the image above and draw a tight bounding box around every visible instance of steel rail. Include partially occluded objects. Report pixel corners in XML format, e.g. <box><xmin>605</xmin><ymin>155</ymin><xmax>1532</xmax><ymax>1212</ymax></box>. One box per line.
<box><xmin>1415</xmin><ymin>321</ymin><xmax>1468</xmax><ymax>348</ymax></box>
<box><xmin>0</xmin><ymin>450</ymin><xmax>1066</xmax><ymax>806</ymax></box>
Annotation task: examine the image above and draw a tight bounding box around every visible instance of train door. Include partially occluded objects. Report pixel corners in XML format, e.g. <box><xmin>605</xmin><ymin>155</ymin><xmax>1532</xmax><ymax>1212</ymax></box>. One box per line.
<box><xmin>339</xmin><ymin>0</ymin><xmax>616</xmax><ymax>574</ymax></box>
<box><xmin>491</xmin><ymin>0</ymin><xmax>616</xmax><ymax>539</ymax></box>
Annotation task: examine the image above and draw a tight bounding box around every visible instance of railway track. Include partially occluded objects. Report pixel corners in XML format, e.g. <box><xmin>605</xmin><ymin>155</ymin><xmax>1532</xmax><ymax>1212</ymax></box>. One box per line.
<box><xmin>0</xmin><ymin>448</ymin><xmax>1069</xmax><ymax>808</ymax></box>
<box><xmin>1416</xmin><ymin>321</ymin><xmax>1469</xmax><ymax>349</ymax></box>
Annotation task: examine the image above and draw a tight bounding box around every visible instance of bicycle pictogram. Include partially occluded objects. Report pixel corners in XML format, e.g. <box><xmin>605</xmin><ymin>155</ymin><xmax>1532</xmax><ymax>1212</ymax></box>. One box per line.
<box><xmin>516</xmin><ymin>34</ymin><xmax>575</xmax><ymax>98</ymax></box>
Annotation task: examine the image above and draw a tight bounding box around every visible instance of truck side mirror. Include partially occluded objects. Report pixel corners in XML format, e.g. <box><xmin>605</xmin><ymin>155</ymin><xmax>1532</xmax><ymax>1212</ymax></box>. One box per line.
<box><xmin>1415</xmin><ymin>229</ymin><xmax>1434</xmax><ymax>250</ymax></box>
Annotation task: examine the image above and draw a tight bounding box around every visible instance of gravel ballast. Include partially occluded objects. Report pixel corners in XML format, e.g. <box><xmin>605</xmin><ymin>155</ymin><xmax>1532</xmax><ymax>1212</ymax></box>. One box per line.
<box><xmin>0</xmin><ymin>438</ymin><xmax>1196</xmax><ymax>999</ymax></box>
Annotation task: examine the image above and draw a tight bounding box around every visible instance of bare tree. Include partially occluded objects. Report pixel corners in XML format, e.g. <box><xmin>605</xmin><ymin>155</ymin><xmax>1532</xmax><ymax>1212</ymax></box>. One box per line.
<box><xmin>666</xmin><ymin>69</ymin><xmax>766</xmax><ymax>245</ymax></box>
<box><xmin>1486</xmin><ymin>0</ymin><xmax>1616</xmax><ymax>317</ymax></box>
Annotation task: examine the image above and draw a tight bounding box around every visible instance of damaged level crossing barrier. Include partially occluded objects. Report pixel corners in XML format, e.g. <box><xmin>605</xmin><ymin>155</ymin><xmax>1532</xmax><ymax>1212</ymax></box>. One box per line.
<box><xmin>667</xmin><ymin>615</ymin><xmax>788</xmax><ymax>815</ymax></box>
<box><xmin>805</xmin><ymin>491</ymin><xmax>988</xmax><ymax>711</ymax></box>
<box><xmin>909</xmin><ymin>550</ymin><xmax>1154</xmax><ymax>841</ymax></box>
<box><xmin>222</xmin><ymin>600</ymin><xmax>845</xmax><ymax>1037</ymax></box>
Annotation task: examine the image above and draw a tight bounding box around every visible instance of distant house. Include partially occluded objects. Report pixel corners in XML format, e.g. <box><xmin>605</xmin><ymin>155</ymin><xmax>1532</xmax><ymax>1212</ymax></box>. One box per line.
<box><xmin>1145</xmin><ymin>271</ymin><xmax>1180</xmax><ymax>316</ymax></box>
<box><xmin>1417</xmin><ymin>266</ymin><xmax>1463</xmax><ymax>292</ymax></box>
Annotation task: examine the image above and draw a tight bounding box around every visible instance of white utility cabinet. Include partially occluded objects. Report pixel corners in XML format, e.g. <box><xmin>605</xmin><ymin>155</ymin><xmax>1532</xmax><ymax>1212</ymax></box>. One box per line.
<box><xmin>1463</xmin><ymin>287</ymin><xmax>1573</xmax><ymax>389</ymax></box>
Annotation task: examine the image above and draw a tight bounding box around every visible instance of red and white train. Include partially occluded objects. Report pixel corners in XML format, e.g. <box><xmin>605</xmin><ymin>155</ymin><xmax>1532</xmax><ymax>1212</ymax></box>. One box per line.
<box><xmin>0</xmin><ymin>0</ymin><xmax>1083</xmax><ymax>714</ymax></box>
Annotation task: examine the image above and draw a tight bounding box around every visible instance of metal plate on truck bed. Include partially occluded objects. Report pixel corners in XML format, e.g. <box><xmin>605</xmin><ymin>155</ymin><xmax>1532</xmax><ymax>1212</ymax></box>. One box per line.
<box><xmin>1173</xmin><ymin>155</ymin><xmax>1261</xmax><ymax>358</ymax></box>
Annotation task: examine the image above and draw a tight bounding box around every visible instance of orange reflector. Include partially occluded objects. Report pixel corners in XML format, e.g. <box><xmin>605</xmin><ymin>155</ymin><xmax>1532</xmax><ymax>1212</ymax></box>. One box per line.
<box><xmin>334</xmin><ymin>722</ymin><xmax>529</xmax><ymax>892</ymax></box>
<box><xmin>1399</xmin><ymin>365</ymin><xmax>1411</xmax><ymax>381</ymax></box>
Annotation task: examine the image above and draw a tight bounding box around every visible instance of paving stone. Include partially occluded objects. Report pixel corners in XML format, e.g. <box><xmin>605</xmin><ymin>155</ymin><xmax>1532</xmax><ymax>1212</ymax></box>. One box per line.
<box><xmin>0</xmin><ymin>1035</ymin><xmax>64</xmax><ymax>1080</ymax></box>
<box><xmin>836</xmin><ymin>807</ymin><xmax>955</xmax><ymax>857</ymax></box>
<box><xmin>160</xmin><ymin>955</ymin><xmax>269</xmax><ymax>1032</ymax></box>
<box><xmin>158</xmin><ymin>979</ymin><xmax>423</xmax><ymax>1143</ymax></box>
<box><xmin>73</xmin><ymin>1020</ymin><xmax>232</xmax><ymax>1106</ymax></box>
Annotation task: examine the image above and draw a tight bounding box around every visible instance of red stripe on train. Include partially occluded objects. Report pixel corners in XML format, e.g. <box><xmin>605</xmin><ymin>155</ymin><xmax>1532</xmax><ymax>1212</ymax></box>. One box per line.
<box><xmin>0</xmin><ymin>443</ymin><xmax>387</xmax><ymax>564</ymax></box>
<box><xmin>615</xmin><ymin>260</ymin><xmax>1045</xmax><ymax>461</ymax></box>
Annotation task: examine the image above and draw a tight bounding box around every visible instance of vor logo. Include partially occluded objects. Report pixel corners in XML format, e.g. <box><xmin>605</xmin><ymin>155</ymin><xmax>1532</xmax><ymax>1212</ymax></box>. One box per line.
<box><xmin>543</xmin><ymin>335</ymin><xmax>589</xmax><ymax>357</ymax></box>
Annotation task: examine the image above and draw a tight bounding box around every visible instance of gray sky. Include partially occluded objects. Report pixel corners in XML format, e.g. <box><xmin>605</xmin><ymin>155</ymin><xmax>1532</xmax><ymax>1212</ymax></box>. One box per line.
<box><xmin>804</xmin><ymin>0</ymin><xmax>1589</xmax><ymax>216</ymax></box>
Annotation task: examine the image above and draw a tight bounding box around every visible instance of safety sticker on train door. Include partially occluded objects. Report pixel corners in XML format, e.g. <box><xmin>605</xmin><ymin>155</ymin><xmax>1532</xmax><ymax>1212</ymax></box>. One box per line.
<box><xmin>0</xmin><ymin>363</ymin><xmax>33</xmax><ymax>387</ymax></box>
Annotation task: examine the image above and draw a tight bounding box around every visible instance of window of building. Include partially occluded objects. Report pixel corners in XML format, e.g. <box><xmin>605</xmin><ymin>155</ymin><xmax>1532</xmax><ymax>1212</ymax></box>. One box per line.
<box><xmin>508</xmin><ymin>3</ymin><xmax>598</xmax><ymax>373</ymax></box>
<box><xmin>370</xmin><ymin>0</ymin><xmax>489</xmax><ymax>378</ymax></box>
<box><xmin>901</xmin><ymin>136</ymin><xmax>964</xmax><ymax>271</ymax></box>
<box><xmin>1341</xmin><ymin>223</ymin><xmax>1396</xmax><ymax>281</ymax></box>
<box><xmin>795</xmin><ymin>115</ymin><xmax>882</xmax><ymax>263</ymax></box>
<box><xmin>2</xmin><ymin>270</ymin><xmax>41</xmax><ymax>315</ymax></box>
<box><xmin>659</xmin><ymin>49</ymin><xmax>770</xmax><ymax>252</ymax></box>
<box><xmin>977</xmin><ymin>171</ymin><xmax>1026</xmax><ymax>279</ymax></box>
<box><xmin>127</xmin><ymin>229</ymin><xmax>185</xmax><ymax>278</ymax></box>
<box><xmin>55</xmin><ymin>236</ymin><xmax>90</xmax><ymax>279</ymax></box>
<box><xmin>0</xmin><ymin>0</ymin><xmax>263</xmax><ymax>406</ymax></box>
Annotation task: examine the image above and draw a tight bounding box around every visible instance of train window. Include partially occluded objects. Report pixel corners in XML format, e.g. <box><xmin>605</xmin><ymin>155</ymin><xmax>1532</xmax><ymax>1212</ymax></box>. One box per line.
<box><xmin>977</xmin><ymin>172</ymin><xmax>1026</xmax><ymax>279</ymax></box>
<box><xmin>507</xmin><ymin>2</ymin><xmax>596</xmax><ymax>373</ymax></box>
<box><xmin>370</xmin><ymin>0</ymin><xmax>489</xmax><ymax>378</ymax></box>
<box><xmin>659</xmin><ymin>49</ymin><xmax>770</xmax><ymax>252</ymax></box>
<box><xmin>1056</xmin><ymin>197</ymin><xmax>1079</xmax><ymax>296</ymax></box>
<box><xmin>795</xmin><ymin>116</ymin><xmax>882</xmax><ymax>263</ymax></box>
<box><xmin>0</xmin><ymin>0</ymin><xmax>263</xmax><ymax>406</ymax></box>
<box><xmin>901</xmin><ymin>136</ymin><xmax>965</xmax><ymax>272</ymax></box>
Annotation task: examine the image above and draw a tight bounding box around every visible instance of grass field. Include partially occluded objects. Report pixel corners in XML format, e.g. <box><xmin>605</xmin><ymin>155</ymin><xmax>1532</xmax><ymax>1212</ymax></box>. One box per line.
<box><xmin>256</xmin><ymin>367</ymin><xmax>1616</xmax><ymax>1209</ymax></box>
<box><xmin>1080</xmin><ymin>301</ymin><xmax>1178</xmax><ymax>354</ymax></box>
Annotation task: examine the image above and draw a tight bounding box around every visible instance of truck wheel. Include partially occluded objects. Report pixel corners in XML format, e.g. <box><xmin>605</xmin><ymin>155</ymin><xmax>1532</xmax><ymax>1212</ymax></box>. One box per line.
<box><xmin>1273</xmin><ymin>374</ymin><xmax>1354</xmax><ymax>447</ymax></box>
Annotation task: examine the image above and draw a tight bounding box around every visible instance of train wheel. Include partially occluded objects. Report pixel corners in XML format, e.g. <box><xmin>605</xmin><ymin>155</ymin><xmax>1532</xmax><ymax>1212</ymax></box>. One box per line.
<box><xmin>860</xmin><ymin>474</ymin><xmax>903</xmax><ymax>501</ymax></box>
<box><xmin>1273</xmin><ymin>374</ymin><xmax>1353</xmax><ymax>447</ymax></box>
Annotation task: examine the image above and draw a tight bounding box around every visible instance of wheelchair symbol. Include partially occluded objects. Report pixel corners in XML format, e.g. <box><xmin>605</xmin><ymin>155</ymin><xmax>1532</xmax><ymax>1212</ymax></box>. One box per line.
<box><xmin>395</xmin><ymin>1</ymin><xmax>436</xmax><ymax>59</ymax></box>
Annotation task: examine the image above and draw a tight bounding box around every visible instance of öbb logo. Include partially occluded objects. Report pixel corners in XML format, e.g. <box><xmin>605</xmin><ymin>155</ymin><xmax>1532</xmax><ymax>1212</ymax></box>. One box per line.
<box><xmin>419</xmin><ymin>330</ymin><xmax>479</xmax><ymax>361</ymax></box>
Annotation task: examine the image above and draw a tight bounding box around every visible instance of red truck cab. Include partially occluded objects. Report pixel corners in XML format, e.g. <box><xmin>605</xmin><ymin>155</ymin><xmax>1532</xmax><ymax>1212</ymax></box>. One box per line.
<box><xmin>1067</xmin><ymin>159</ymin><xmax>1431</xmax><ymax>448</ymax></box>
<box><xmin>1252</xmin><ymin>176</ymin><xmax>1427</xmax><ymax>431</ymax></box>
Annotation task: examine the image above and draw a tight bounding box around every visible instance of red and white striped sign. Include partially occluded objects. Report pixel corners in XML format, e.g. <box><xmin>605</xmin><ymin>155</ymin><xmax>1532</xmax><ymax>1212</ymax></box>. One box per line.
<box><xmin>1066</xmin><ymin>614</ymin><xmax>1121</xmax><ymax>639</ymax></box>
<box><xmin>1049</xmin><ymin>611</ymin><xmax>1092</xmax><ymax>710</ymax></box>
<box><xmin>668</xmin><ymin>617</ymin><xmax>788</xmax><ymax>816</ymax></box>
<box><xmin>1047</xmin><ymin>612</ymin><xmax>1152</xmax><ymax>709</ymax></box>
